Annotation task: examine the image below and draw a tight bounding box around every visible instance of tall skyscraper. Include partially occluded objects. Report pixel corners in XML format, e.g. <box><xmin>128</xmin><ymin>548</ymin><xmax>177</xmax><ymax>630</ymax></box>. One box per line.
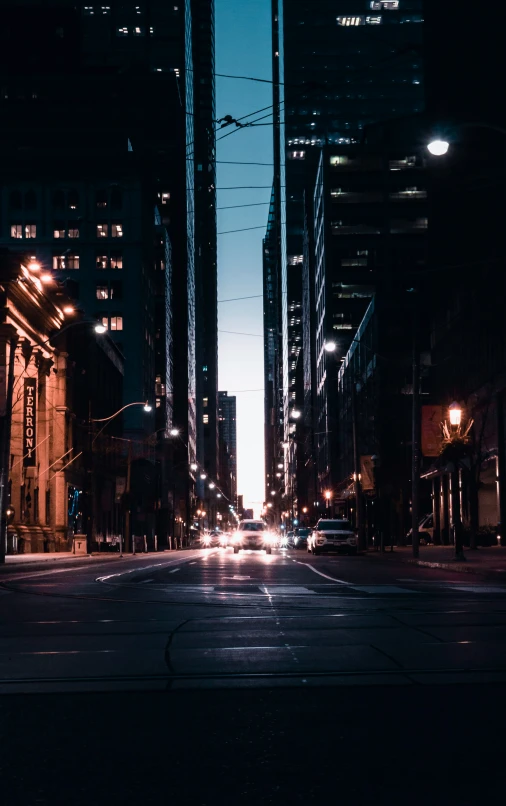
<box><xmin>192</xmin><ymin>0</ymin><xmax>219</xmax><ymax>484</ymax></box>
<box><xmin>264</xmin><ymin>0</ymin><xmax>424</xmax><ymax>505</ymax></box>
<box><xmin>218</xmin><ymin>392</ymin><xmax>237</xmax><ymax>507</ymax></box>
<box><xmin>0</xmin><ymin>1</ymin><xmax>218</xmax><ymax>542</ymax></box>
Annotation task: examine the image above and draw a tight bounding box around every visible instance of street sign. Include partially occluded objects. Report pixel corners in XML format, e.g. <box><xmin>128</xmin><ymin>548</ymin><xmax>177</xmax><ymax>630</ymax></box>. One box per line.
<box><xmin>23</xmin><ymin>378</ymin><xmax>37</xmax><ymax>466</ymax></box>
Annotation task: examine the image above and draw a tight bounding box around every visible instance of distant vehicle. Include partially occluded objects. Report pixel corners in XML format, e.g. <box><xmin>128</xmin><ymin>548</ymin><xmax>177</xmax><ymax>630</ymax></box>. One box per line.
<box><xmin>286</xmin><ymin>530</ymin><xmax>295</xmax><ymax>548</ymax></box>
<box><xmin>307</xmin><ymin>519</ymin><xmax>357</xmax><ymax>555</ymax></box>
<box><xmin>232</xmin><ymin>520</ymin><xmax>275</xmax><ymax>554</ymax></box>
<box><xmin>219</xmin><ymin>531</ymin><xmax>231</xmax><ymax>548</ymax></box>
<box><xmin>406</xmin><ymin>513</ymin><xmax>434</xmax><ymax>545</ymax></box>
<box><xmin>201</xmin><ymin>531</ymin><xmax>221</xmax><ymax>548</ymax></box>
<box><xmin>293</xmin><ymin>527</ymin><xmax>310</xmax><ymax>549</ymax></box>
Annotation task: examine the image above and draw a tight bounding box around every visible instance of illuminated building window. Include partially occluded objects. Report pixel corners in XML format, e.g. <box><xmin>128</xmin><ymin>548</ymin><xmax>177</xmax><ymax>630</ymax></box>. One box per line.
<box><xmin>370</xmin><ymin>1</ymin><xmax>398</xmax><ymax>8</ymax></box>
<box><xmin>133</xmin><ymin>27</ymin><xmax>145</xmax><ymax>35</ymax></box>
<box><xmin>117</xmin><ymin>27</ymin><xmax>128</xmax><ymax>36</ymax></box>
<box><xmin>24</xmin><ymin>224</ymin><xmax>36</xmax><ymax>238</ymax></box>
<box><xmin>97</xmin><ymin>224</ymin><xmax>109</xmax><ymax>238</ymax></box>
<box><xmin>288</xmin><ymin>150</ymin><xmax>305</xmax><ymax>160</ymax></box>
<box><xmin>54</xmin><ymin>254</ymin><xmax>79</xmax><ymax>270</ymax></box>
<box><xmin>111</xmin><ymin>223</ymin><xmax>123</xmax><ymax>238</ymax></box>
<box><xmin>203</xmin><ymin>414</ymin><xmax>209</xmax><ymax>424</ymax></box>
<box><xmin>341</xmin><ymin>258</ymin><xmax>368</xmax><ymax>267</ymax></box>
<box><xmin>110</xmin><ymin>253</ymin><xmax>123</xmax><ymax>269</ymax></box>
<box><xmin>203</xmin><ymin>398</ymin><xmax>208</xmax><ymax>408</ymax></box>
<box><xmin>96</xmin><ymin>285</ymin><xmax>109</xmax><ymax>300</ymax></box>
<box><xmin>110</xmin><ymin>316</ymin><xmax>123</xmax><ymax>331</ymax></box>
<box><xmin>160</xmin><ymin>192</ymin><xmax>170</xmax><ymax>205</ymax></box>
<box><xmin>68</xmin><ymin>226</ymin><xmax>80</xmax><ymax>238</ymax></box>
<box><xmin>96</xmin><ymin>254</ymin><xmax>108</xmax><ymax>269</ymax></box>
<box><xmin>96</xmin><ymin>316</ymin><xmax>109</xmax><ymax>330</ymax></box>
<box><xmin>288</xmin><ymin>255</ymin><xmax>303</xmax><ymax>266</ymax></box>
<box><xmin>53</xmin><ymin>223</ymin><xmax>65</xmax><ymax>238</ymax></box>
<box><xmin>10</xmin><ymin>224</ymin><xmax>22</xmax><ymax>239</ymax></box>
<box><xmin>83</xmin><ymin>6</ymin><xmax>94</xmax><ymax>15</ymax></box>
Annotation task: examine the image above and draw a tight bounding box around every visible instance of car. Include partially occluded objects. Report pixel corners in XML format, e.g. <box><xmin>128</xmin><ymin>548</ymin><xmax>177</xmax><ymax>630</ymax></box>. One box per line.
<box><xmin>285</xmin><ymin>530</ymin><xmax>295</xmax><ymax>548</ymax></box>
<box><xmin>406</xmin><ymin>513</ymin><xmax>434</xmax><ymax>545</ymax></box>
<box><xmin>307</xmin><ymin>519</ymin><xmax>358</xmax><ymax>555</ymax></box>
<box><xmin>200</xmin><ymin>531</ymin><xmax>221</xmax><ymax>548</ymax></box>
<box><xmin>232</xmin><ymin>519</ymin><xmax>275</xmax><ymax>554</ymax></box>
<box><xmin>293</xmin><ymin>527</ymin><xmax>310</xmax><ymax>549</ymax></box>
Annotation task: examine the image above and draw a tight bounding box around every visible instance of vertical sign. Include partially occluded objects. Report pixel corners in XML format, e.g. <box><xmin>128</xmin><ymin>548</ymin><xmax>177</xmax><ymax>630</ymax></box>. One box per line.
<box><xmin>421</xmin><ymin>405</ymin><xmax>443</xmax><ymax>457</ymax></box>
<box><xmin>23</xmin><ymin>378</ymin><xmax>37</xmax><ymax>466</ymax></box>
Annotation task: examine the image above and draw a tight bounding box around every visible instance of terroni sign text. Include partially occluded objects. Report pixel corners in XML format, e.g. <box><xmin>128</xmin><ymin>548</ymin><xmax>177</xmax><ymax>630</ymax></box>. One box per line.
<box><xmin>23</xmin><ymin>378</ymin><xmax>37</xmax><ymax>467</ymax></box>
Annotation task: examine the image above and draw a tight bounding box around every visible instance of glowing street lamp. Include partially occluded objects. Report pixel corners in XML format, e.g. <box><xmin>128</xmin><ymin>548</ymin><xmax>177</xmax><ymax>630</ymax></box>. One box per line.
<box><xmin>290</xmin><ymin>409</ymin><xmax>301</xmax><ymax>420</ymax></box>
<box><xmin>200</xmin><ymin>473</ymin><xmax>207</xmax><ymax>480</ymax></box>
<box><xmin>448</xmin><ymin>402</ymin><xmax>462</xmax><ymax>427</ymax></box>
<box><xmin>190</xmin><ymin>463</ymin><xmax>198</xmax><ymax>471</ymax></box>
<box><xmin>427</xmin><ymin>139</ymin><xmax>450</xmax><ymax>156</ymax></box>
<box><xmin>324</xmin><ymin>340</ymin><xmax>337</xmax><ymax>352</ymax></box>
<box><xmin>209</xmin><ymin>482</ymin><xmax>216</xmax><ymax>490</ymax></box>
<box><xmin>169</xmin><ymin>428</ymin><xmax>180</xmax><ymax>437</ymax></box>
<box><xmin>324</xmin><ymin>490</ymin><xmax>332</xmax><ymax>501</ymax></box>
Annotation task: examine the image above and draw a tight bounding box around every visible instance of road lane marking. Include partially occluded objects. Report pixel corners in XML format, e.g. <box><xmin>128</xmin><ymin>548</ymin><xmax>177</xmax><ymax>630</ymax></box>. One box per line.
<box><xmin>263</xmin><ymin>586</ymin><xmax>312</xmax><ymax>595</ymax></box>
<box><xmin>169</xmin><ymin>568</ymin><xmax>180</xmax><ymax>574</ymax></box>
<box><xmin>292</xmin><ymin>560</ymin><xmax>350</xmax><ymax>584</ymax></box>
<box><xmin>351</xmin><ymin>585</ymin><xmax>418</xmax><ymax>594</ymax></box>
<box><xmin>189</xmin><ymin>562</ymin><xmax>197</xmax><ymax>565</ymax></box>
<box><xmin>139</xmin><ymin>579</ymin><xmax>153</xmax><ymax>584</ymax></box>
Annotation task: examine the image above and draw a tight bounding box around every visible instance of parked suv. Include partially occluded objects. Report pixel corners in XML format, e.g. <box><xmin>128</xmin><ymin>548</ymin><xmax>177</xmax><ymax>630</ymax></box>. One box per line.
<box><xmin>233</xmin><ymin>520</ymin><xmax>274</xmax><ymax>554</ymax></box>
<box><xmin>406</xmin><ymin>513</ymin><xmax>434</xmax><ymax>545</ymax></box>
<box><xmin>307</xmin><ymin>519</ymin><xmax>358</xmax><ymax>555</ymax></box>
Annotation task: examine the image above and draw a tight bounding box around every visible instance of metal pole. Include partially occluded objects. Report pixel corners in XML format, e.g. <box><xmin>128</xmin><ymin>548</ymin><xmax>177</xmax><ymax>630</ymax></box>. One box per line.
<box><xmin>125</xmin><ymin>440</ymin><xmax>132</xmax><ymax>553</ymax></box>
<box><xmin>411</xmin><ymin>310</ymin><xmax>421</xmax><ymax>559</ymax></box>
<box><xmin>0</xmin><ymin>332</ymin><xmax>18</xmax><ymax>563</ymax></box>
<box><xmin>351</xmin><ymin>380</ymin><xmax>365</xmax><ymax>551</ymax></box>
<box><xmin>496</xmin><ymin>391</ymin><xmax>506</xmax><ymax>544</ymax></box>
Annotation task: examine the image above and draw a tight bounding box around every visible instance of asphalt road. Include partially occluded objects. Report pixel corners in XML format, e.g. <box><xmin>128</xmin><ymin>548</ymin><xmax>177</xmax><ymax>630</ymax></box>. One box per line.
<box><xmin>2</xmin><ymin>546</ymin><xmax>506</xmax><ymax>804</ymax></box>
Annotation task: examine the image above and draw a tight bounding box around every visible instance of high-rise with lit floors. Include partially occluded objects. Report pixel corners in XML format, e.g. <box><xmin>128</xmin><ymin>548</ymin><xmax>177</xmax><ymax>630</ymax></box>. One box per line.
<box><xmin>264</xmin><ymin>0</ymin><xmax>425</xmax><ymax>511</ymax></box>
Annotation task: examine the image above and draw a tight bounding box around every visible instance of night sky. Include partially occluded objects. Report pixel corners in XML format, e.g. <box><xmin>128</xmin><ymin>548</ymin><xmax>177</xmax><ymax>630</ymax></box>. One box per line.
<box><xmin>216</xmin><ymin>0</ymin><xmax>272</xmax><ymax>511</ymax></box>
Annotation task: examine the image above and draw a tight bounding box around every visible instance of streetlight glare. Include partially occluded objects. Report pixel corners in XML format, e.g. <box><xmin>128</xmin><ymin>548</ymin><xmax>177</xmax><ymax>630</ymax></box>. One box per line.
<box><xmin>209</xmin><ymin>482</ymin><xmax>216</xmax><ymax>489</ymax></box>
<box><xmin>324</xmin><ymin>340</ymin><xmax>337</xmax><ymax>352</ymax></box>
<box><xmin>63</xmin><ymin>305</ymin><xmax>75</xmax><ymax>315</ymax></box>
<box><xmin>427</xmin><ymin>139</ymin><xmax>450</xmax><ymax>156</ymax></box>
<box><xmin>143</xmin><ymin>403</ymin><xmax>153</xmax><ymax>412</ymax></box>
<box><xmin>290</xmin><ymin>409</ymin><xmax>301</xmax><ymax>420</ymax></box>
<box><xmin>169</xmin><ymin>428</ymin><xmax>180</xmax><ymax>436</ymax></box>
<box><xmin>94</xmin><ymin>323</ymin><xmax>107</xmax><ymax>334</ymax></box>
<box><xmin>200</xmin><ymin>473</ymin><xmax>207</xmax><ymax>480</ymax></box>
<box><xmin>449</xmin><ymin>402</ymin><xmax>462</xmax><ymax>426</ymax></box>
<box><xmin>324</xmin><ymin>490</ymin><xmax>332</xmax><ymax>500</ymax></box>
<box><xmin>27</xmin><ymin>261</ymin><xmax>41</xmax><ymax>272</ymax></box>
<box><xmin>40</xmin><ymin>273</ymin><xmax>53</xmax><ymax>284</ymax></box>
<box><xmin>190</xmin><ymin>463</ymin><xmax>198</xmax><ymax>471</ymax></box>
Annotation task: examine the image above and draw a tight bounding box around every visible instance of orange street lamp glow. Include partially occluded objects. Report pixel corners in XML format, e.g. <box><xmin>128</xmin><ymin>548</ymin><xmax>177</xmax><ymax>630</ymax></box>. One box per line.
<box><xmin>324</xmin><ymin>490</ymin><xmax>332</xmax><ymax>500</ymax></box>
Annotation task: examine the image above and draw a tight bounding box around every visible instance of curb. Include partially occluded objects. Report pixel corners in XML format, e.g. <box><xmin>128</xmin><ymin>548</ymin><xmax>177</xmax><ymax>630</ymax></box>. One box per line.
<box><xmin>405</xmin><ymin>558</ymin><xmax>506</xmax><ymax>576</ymax></box>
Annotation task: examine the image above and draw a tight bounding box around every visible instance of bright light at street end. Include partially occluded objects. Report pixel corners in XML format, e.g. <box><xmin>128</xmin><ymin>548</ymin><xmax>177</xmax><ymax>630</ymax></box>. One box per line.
<box><xmin>94</xmin><ymin>322</ymin><xmax>107</xmax><ymax>334</ymax></box>
<box><xmin>200</xmin><ymin>473</ymin><xmax>207</xmax><ymax>480</ymax></box>
<box><xmin>270</xmin><ymin>490</ymin><xmax>276</xmax><ymax>496</ymax></box>
<box><xmin>190</xmin><ymin>463</ymin><xmax>198</xmax><ymax>471</ymax></box>
<box><xmin>427</xmin><ymin>139</ymin><xmax>450</xmax><ymax>156</ymax></box>
<box><xmin>209</xmin><ymin>482</ymin><xmax>216</xmax><ymax>489</ymax></box>
<box><xmin>27</xmin><ymin>261</ymin><xmax>41</xmax><ymax>272</ymax></box>
<box><xmin>63</xmin><ymin>305</ymin><xmax>75</xmax><ymax>315</ymax></box>
<box><xmin>324</xmin><ymin>490</ymin><xmax>332</xmax><ymax>500</ymax></box>
<box><xmin>290</xmin><ymin>409</ymin><xmax>301</xmax><ymax>420</ymax></box>
<box><xmin>143</xmin><ymin>403</ymin><xmax>153</xmax><ymax>412</ymax></box>
<box><xmin>169</xmin><ymin>428</ymin><xmax>180</xmax><ymax>436</ymax></box>
<box><xmin>40</xmin><ymin>273</ymin><xmax>53</xmax><ymax>284</ymax></box>
<box><xmin>324</xmin><ymin>340</ymin><xmax>337</xmax><ymax>352</ymax></box>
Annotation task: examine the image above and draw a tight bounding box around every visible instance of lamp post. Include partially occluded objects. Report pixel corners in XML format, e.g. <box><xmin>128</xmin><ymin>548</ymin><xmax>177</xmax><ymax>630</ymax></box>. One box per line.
<box><xmin>89</xmin><ymin>401</ymin><xmax>152</xmax><ymax>554</ymax></box>
<box><xmin>441</xmin><ymin>401</ymin><xmax>472</xmax><ymax>561</ymax></box>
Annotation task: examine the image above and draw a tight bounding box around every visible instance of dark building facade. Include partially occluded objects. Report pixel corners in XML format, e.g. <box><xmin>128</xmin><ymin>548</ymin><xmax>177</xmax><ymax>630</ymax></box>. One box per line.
<box><xmin>265</xmin><ymin>0</ymin><xmax>424</xmax><ymax>514</ymax></box>
<box><xmin>0</xmin><ymin>1</ymin><xmax>218</xmax><ymax>544</ymax></box>
<box><xmin>218</xmin><ymin>391</ymin><xmax>237</xmax><ymax>508</ymax></box>
<box><xmin>312</xmin><ymin>131</ymin><xmax>427</xmax><ymax>492</ymax></box>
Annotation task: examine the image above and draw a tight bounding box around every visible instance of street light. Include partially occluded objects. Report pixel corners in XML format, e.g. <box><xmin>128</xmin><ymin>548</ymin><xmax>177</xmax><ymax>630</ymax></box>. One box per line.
<box><xmin>277</xmin><ymin>463</ymin><xmax>283</xmax><ymax>469</ymax></box>
<box><xmin>190</xmin><ymin>463</ymin><xmax>198</xmax><ymax>471</ymax></box>
<box><xmin>169</xmin><ymin>428</ymin><xmax>180</xmax><ymax>436</ymax></box>
<box><xmin>270</xmin><ymin>490</ymin><xmax>276</xmax><ymax>496</ymax></box>
<box><xmin>449</xmin><ymin>402</ymin><xmax>462</xmax><ymax>427</ymax></box>
<box><xmin>94</xmin><ymin>322</ymin><xmax>107</xmax><ymax>334</ymax></box>
<box><xmin>324</xmin><ymin>340</ymin><xmax>337</xmax><ymax>352</ymax></box>
<box><xmin>427</xmin><ymin>139</ymin><xmax>450</xmax><ymax>156</ymax></box>
<box><xmin>200</xmin><ymin>473</ymin><xmax>207</xmax><ymax>480</ymax></box>
<box><xmin>209</xmin><ymin>482</ymin><xmax>216</xmax><ymax>490</ymax></box>
<box><xmin>290</xmin><ymin>409</ymin><xmax>301</xmax><ymax>420</ymax></box>
<box><xmin>143</xmin><ymin>403</ymin><xmax>153</xmax><ymax>412</ymax></box>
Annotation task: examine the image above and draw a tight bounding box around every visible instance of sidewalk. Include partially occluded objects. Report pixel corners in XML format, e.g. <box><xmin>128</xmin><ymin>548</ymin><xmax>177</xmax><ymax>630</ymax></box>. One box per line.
<box><xmin>366</xmin><ymin>545</ymin><xmax>506</xmax><ymax>577</ymax></box>
<box><xmin>2</xmin><ymin>547</ymin><xmax>195</xmax><ymax>566</ymax></box>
